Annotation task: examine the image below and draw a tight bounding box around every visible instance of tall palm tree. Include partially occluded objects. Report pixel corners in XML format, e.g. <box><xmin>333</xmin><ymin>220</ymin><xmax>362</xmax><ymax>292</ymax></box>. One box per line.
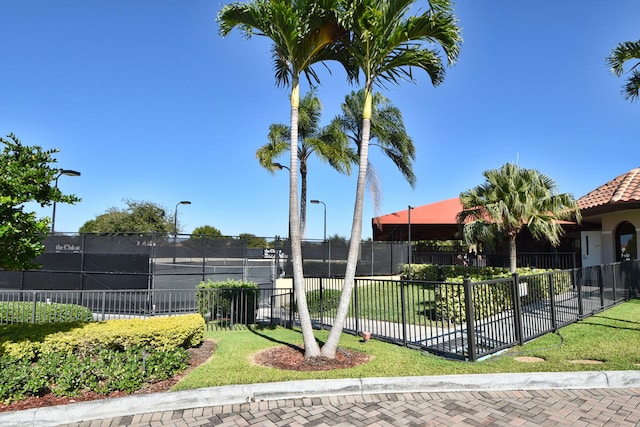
<box><xmin>331</xmin><ymin>89</ymin><xmax>416</xmax><ymax>215</ymax></box>
<box><xmin>218</xmin><ymin>0</ymin><xmax>355</xmax><ymax>358</ymax></box>
<box><xmin>607</xmin><ymin>40</ymin><xmax>640</xmax><ymax>102</ymax></box>
<box><xmin>321</xmin><ymin>0</ymin><xmax>462</xmax><ymax>358</ymax></box>
<box><xmin>257</xmin><ymin>91</ymin><xmax>356</xmax><ymax>238</ymax></box>
<box><xmin>457</xmin><ymin>163</ymin><xmax>582</xmax><ymax>274</ymax></box>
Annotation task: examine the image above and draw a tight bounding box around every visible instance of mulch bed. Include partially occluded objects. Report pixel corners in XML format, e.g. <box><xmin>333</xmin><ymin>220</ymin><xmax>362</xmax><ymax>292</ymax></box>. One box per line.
<box><xmin>253</xmin><ymin>345</ymin><xmax>370</xmax><ymax>371</ymax></box>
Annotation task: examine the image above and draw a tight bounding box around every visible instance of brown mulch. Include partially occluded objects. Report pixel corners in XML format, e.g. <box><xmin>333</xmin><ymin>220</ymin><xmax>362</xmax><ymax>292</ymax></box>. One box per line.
<box><xmin>253</xmin><ymin>345</ymin><xmax>370</xmax><ymax>371</ymax></box>
<box><xmin>1</xmin><ymin>340</ymin><xmax>370</xmax><ymax>413</ymax></box>
<box><xmin>0</xmin><ymin>340</ymin><xmax>217</xmax><ymax>413</ymax></box>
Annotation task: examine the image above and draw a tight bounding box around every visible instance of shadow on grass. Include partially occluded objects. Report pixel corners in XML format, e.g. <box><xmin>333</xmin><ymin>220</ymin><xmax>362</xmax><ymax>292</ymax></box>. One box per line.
<box><xmin>246</xmin><ymin>324</ymin><xmax>327</xmax><ymax>353</ymax></box>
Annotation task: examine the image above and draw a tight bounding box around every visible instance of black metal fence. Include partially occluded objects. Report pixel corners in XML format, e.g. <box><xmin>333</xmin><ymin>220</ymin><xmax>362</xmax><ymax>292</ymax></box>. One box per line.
<box><xmin>0</xmin><ymin>287</ymin><xmax>294</xmax><ymax>328</ymax></box>
<box><xmin>2</xmin><ymin>260</ymin><xmax>637</xmax><ymax>361</ymax></box>
<box><xmin>304</xmin><ymin>260</ymin><xmax>638</xmax><ymax>361</ymax></box>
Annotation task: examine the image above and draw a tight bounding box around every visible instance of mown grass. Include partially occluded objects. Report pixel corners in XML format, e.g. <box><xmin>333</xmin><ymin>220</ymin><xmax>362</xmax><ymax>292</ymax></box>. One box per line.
<box><xmin>172</xmin><ymin>298</ymin><xmax>640</xmax><ymax>391</ymax></box>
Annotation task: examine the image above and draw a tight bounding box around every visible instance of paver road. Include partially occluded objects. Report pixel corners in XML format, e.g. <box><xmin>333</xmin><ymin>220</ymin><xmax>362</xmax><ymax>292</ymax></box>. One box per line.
<box><xmin>62</xmin><ymin>387</ymin><xmax>640</xmax><ymax>427</ymax></box>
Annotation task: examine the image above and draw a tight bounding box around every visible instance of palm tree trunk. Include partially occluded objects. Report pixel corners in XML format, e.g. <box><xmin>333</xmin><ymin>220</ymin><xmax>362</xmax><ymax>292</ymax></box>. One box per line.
<box><xmin>289</xmin><ymin>81</ymin><xmax>321</xmax><ymax>358</ymax></box>
<box><xmin>509</xmin><ymin>233</ymin><xmax>517</xmax><ymax>274</ymax></box>
<box><xmin>322</xmin><ymin>89</ymin><xmax>373</xmax><ymax>358</ymax></box>
<box><xmin>300</xmin><ymin>164</ymin><xmax>307</xmax><ymax>240</ymax></box>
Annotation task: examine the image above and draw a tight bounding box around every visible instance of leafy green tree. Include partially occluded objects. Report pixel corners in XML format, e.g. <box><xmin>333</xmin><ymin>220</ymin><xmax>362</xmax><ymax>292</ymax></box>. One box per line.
<box><xmin>239</xmin><ymin>233</ymin><xmax>268</xmax><ymax>248</ymax></box>
<box><xmin>190</xmin><ymin>225</ymin><xmax>223</xmax><ymax>239</ymax></box>
<box><xmin>607</xmin><ymin>40</ymin><xmax>640</xmax><ymax>102</ymax></box>
<box><xmin>0</xmin><ymin>133</ymin><xmax>80</xmax><ymax>270</ymax></box>
<box><xmin>331</xmin><ymin>89</ymin><xmax>416</xmax><ymax>214</ymax></box>
<box><xmin>257</xmin><ymin>90</ymin><xmax>355</xmax><ymax>237</ymax></box>
<box><xmin>457</xmin><ymin>163</ymin><xmax>582</xmax><ymax>273</ymax></box>
<box><xmin>321</xmin><ymin>0</ymin><xmax>462</xmax><ymax>358</ymax></box>
<box><xmin>79</xmin><ymin>200</ymin><xmax>174</xmax><ymax>235</ymax></box>
<box><xmin>218</xmin><ymin>0</ymin><xmax>355</xmax><ymax>358</ymax></box>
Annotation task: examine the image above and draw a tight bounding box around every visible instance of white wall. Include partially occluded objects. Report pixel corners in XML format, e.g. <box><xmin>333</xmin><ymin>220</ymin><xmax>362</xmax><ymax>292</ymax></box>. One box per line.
<box><xmin>581</xmin><ymin>231</ymin><xmax>602</xmax><ymax>267</ymax></box>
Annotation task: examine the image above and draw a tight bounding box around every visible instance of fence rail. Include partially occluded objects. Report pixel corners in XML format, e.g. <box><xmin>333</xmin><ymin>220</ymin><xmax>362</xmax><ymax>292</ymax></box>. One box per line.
<box><xmin>1</xmin><ymin>260</ymin><xmax>638</xmax><ymax>361</ymax></box>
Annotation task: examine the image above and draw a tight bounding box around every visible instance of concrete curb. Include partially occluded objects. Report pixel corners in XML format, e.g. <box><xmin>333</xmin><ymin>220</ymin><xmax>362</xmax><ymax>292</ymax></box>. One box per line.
<box><xmin>2</xmin><ymin>371</ymin><xmax>640</xmax><ymax>427</ymax></box>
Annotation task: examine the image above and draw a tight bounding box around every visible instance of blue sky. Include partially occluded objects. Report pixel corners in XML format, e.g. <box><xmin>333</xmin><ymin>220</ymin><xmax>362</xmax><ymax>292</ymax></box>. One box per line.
<box><xmin>2</xmin><ymin>1</ymin><xmax>639</xmax><ymax>241</ymax></box>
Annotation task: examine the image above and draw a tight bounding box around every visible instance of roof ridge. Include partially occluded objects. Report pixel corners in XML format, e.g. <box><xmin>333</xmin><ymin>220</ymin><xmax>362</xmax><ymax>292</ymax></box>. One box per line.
<box><xmin>611</xmin><ymin>167</ymin><xmax>640</xmax><ymax>202</ymax></box>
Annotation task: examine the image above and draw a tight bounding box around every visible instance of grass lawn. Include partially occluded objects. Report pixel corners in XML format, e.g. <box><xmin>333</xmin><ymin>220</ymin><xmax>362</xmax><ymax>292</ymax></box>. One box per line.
<box><xmin>172</xmin><ymin>298</ymin><xmax>640</xmax><ymax>391</ymax></box>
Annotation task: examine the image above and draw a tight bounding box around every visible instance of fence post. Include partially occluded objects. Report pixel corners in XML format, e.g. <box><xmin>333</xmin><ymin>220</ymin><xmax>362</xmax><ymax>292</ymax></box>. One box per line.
<box><xmin>31</xmin><ymin>292</ymin><xmax>37</xmax><ymax>324</ymax></box>
<box><xmin>576</xmin><ymin>268</ymin><xmax>584</xmax><ymax>317</ymax></box>
<box><xmin>400</xmin><ymin>280</ymin><xmax>408</xmax><ymax>347</ymax></box>
<box><xmin>100</xmin><ymin>291</ymin><xmax>106</xmax><ymax>321</ymax></box>
<box><xmin>548</xmin><ymin>273</ymin><xmax>557</xmax><ymax>331</ymax></box>
<box><xmin>319</xmin><ymin>277</ymin><xmax>325</xmax><ymax>329</ymax></box>
<box><xmin>463</xmin><ymin>278</ymin><xmax>477</xmax><ymax>362</ymax></box>
<box><xmin>598</xmin><ymin>264</ymin><xmax>605</xmax><ymax>308</ymax></box>
<box><xmin>612</xmin><ymin>264</ymin><xmax>617</xmax><ymax>301</ymax></box>
<box><xmin>354</xmin><ymin>278</ymin><xmax>360</xmax><ymax>336</ymax></box>
<box><xmin>289</xmin><ymin>290</ymin><xmax>295</xmax><ymax>328</ymax></box>
<box><xmin>511</xmin><ymin>273</ymin><xmax>524</xmax><ymax>345</ymax></box>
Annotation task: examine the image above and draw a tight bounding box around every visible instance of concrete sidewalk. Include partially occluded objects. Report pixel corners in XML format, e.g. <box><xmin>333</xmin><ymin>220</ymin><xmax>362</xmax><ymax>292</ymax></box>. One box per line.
<box><xmin>2</xmin><ymin>370</ymin><xmax>640</xmax><ymax>427</ymax></box>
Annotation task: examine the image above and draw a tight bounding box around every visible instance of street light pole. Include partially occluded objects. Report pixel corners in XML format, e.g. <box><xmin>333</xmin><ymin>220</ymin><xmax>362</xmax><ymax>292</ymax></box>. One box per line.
<box><xmin>310</xmin><ymin>200</ymin><xmax>326</xmax><ymax>241</ymax></box>
<box><xmin>273</xmin><ymin>163</ymin><xmax>291</xmax><ymax>239</ymax></box>
<box><xmin>51</xmin><ymin>169</ymin><xmax>81</xmax><ymax>235</ymax></box>
<box><xmin>310</xmin><ymin>199</ymin><xmax>328</xmax><ymax>275</ymax></box>
<box><xmin>173</xmin><ymin>200</ymin><xmax>191</xmax><ymax>263</ymax></box>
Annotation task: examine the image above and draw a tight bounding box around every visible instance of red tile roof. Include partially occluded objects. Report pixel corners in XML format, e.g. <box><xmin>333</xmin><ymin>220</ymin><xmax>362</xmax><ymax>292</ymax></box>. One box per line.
<box><xmin>374</xmin><ymin>198</ymin><xmax>463</xmax><ymax>226</ymax></box>
<box><xmin>578</xmin><ymin>168</ymin><xmax>640</xmax><ymax>211</ymax></box>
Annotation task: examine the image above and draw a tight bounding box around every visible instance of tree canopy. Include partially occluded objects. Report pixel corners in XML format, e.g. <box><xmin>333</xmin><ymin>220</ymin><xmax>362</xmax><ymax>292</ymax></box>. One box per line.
<box><xmin>457</xmin><ymin>163</ymin><xmax>581</xmax><ymax>273</ymax></box>
<box><xmin>79</xmin><ymin>200</ymin><xmax>174</xmax><ymax>235</ymax></box>
<box><xmin>607</xmin><ymin>40</ymin><xmax>640</xmax><ymax>102</ymax></box>
<box><xmin>257</xmin><ymin>90</ymin><xmax>355</xmax><ymax>237</ymax></box>
<box><xmin>0</xmin><ymin>133</ymin><xmax>80</xmax><ymax>270</ymax></box>
<box><xmin>190</xmin><ymin>225</ymin><xmax>223</xmax><ymax>239</ymax></box>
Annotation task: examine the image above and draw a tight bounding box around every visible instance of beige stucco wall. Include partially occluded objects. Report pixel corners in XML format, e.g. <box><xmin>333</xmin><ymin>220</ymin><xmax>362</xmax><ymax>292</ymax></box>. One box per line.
<box><xmin>599</xmin><ymin>209</ymin><xmax>640</xmax><ymax>264</ymax></box>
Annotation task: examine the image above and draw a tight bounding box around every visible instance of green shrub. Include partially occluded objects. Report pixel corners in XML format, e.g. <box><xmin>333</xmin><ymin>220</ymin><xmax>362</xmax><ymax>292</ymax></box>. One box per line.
<box><xmin>196</xmin><ymin>279</ymin><xmax>258</xmax><ymax>325</ymax></box>
<box><xmin>0</xmin><ymin>301</ymin><xmax>93</xmax><ymax>324</ymax></box>
<box><xmin>38</xmin><ymin>314</ymin><xmax>205</xmax><ymax>355</ymax></box>
<box><xmin>0</xmin><ymin>320</ymin><xmax>193</xmax><ymax>404</ymax></box>
<box><xmin>303</xmin><ymin>289</ymin><xmax>342</xmax><ymax>316</ymax></box>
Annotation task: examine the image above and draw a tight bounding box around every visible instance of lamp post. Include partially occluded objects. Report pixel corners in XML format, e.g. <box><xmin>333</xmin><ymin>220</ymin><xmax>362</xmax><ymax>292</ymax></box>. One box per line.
<box><xmin>173</xmin><ymin>200</ymin><xmax>191</xmax><ymax>263</ymax></box>
<box><xmin>408</xmin><ymin>205</ymin><xmax>414</xmax><ymax>279</ymax></box>
<box><xmin>310</xmin><ymin>199</ymin><xmax>326</xmax><ymax>242</ymax></box>
<box><xmin>51</xmin><ymin>169</ymin><xmax>81</xmax><ymax>235</ymax></box>
<box><xmin>310</xmin><ymin>199</ymin><xmax>328</xmax><ymax>275</ymax></box>
<box><xmin>273</xmin><ymin>163</ymin><xmax>291</xmax><ymax>239</ymax></box>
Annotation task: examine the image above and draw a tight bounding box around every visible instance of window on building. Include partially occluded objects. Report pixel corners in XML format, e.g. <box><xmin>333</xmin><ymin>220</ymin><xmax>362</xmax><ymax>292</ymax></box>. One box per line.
<box><xmin>615</xmin><ymin>221</ymin><xmax>637</xmax><ymax>262</ymax></box>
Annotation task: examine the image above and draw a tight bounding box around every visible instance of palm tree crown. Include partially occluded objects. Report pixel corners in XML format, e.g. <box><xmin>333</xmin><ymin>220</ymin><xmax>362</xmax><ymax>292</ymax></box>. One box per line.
<box><xmin>256</xmin><ymin>91</ymin><xmax>355</xmax><ymax>237</ymax></box>
<box><xmin>457</xmin><ymin>163</ymin><xmax>582</xmax><ymax>273</ymax></box>
<box><xmin>606</xmin><ymin>40</ymin><xmax>640</xmax><ymax>102</ymax></box>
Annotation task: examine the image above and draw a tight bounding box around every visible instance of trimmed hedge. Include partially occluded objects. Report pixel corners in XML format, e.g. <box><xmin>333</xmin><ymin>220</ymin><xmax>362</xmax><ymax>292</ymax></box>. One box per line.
<box><xmin>0</xmin><ymin>314</ymin><xmax>204</xmax><ymax>404</ymax></box>
<box><xmin>196</xmin><ymin>279</ymin><xmax>258</xmax><ymax>325</ymax></box>
<box><xmin>405</xmin><ymin>264</ymin><xmax>573</xmax><ymax>323</ymax></box>
<box><xmin>0</xmin><ymin>301</ymin><xmax>93</xmax><ymax>324</ymax></box>
<box><xmin>0</xmin><ymin>314</ymin><xmax>205</xmax><ymax>359</ymax></box>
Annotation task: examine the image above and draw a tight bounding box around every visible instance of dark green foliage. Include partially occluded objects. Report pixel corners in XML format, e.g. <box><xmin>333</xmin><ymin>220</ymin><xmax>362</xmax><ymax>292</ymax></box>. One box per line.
<box><xmin>196</xmin><ymin>279</ymin><xmax>259</xmax><ymax>324</ymax></box>
<box><xmin>0</xmin><ymin>133</ymin><xmax>80</xmax><ymax>270</ymax></box>
<box><xmin>406</xmin><ymin>264</ymin><xmax>573</xmax><ymax>323</ymax></box>
<box><xmin>79</xmin><ymin>199</ymin><xmax>174</xmax><ymax>235</ymax></box>
<box><xmin>303</xmin><ymin>289</ymin><xmax>342</xmax><ymax>315</ymax></box>
<box><xmin>0</xmin><ymin>301</ymin><xmax>93</xmax><ymax>324</ymax></box>
<box><xmin>190</xmin><ymin>225</ymin><xmax>223</xmax><ymax>239</ymax></box>
<box><xmin>0</xmin><ymin>346</ymin><xmax>189</xmax><ymax>403</ymax></box>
